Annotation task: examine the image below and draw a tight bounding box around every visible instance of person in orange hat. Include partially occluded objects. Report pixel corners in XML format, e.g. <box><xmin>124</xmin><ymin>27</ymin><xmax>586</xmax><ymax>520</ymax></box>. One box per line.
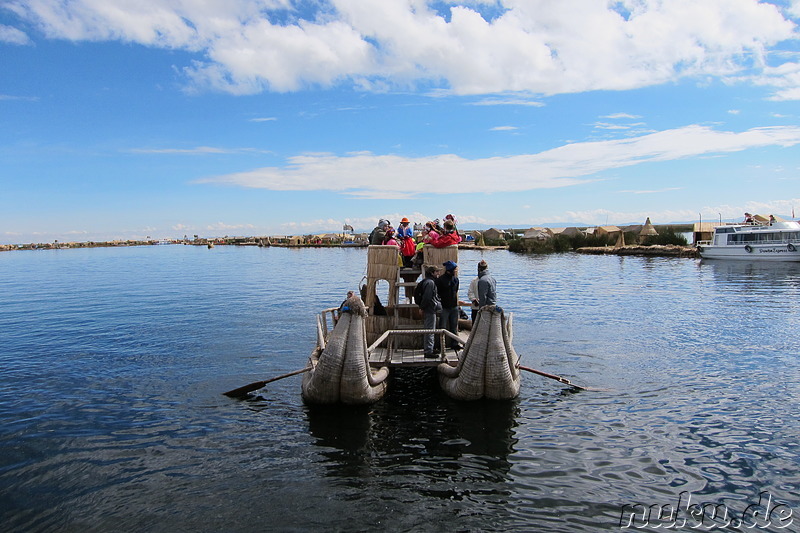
<box><xmin>397</xmin><ymin>217</ymin><xmax>415</xmax><ymax>267</ymax></box>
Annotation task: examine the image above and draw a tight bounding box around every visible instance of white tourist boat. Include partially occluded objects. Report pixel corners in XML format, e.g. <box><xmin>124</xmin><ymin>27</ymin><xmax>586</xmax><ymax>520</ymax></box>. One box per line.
<box><xmin>698</xmin><ymin>217</ymin><xmax>800</xmax><ymax>261</ymax></box>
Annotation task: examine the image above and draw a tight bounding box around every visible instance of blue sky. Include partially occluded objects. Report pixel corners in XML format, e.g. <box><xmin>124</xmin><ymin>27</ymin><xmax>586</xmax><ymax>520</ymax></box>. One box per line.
<box><xmin>2</xmin><ymin>0</ymin><xmax>800</xmax><ymax>244</ymax></box>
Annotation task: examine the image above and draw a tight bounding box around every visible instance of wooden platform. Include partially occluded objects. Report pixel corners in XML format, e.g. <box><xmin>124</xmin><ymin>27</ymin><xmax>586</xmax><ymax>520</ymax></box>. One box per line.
<box><xmin>367</xmin><ymin>329</ymin><xmax>469</xmax><ymax>368</ymax></box>
<box><xmin>368</xmin><ymin>346</ymin><xmax>460</xmax><ymax>367</ymax></box>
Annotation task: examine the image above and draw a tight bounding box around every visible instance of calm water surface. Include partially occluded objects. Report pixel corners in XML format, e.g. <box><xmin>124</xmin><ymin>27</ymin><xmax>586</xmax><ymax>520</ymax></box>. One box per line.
<box><xmin>1</xmin><ymin>245</ymin><xmax>798</xmax><ymax>532</ymax></box>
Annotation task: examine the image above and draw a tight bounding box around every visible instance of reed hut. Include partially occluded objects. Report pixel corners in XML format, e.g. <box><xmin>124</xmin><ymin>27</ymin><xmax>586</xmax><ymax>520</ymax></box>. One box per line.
<box><xmin>637</xmin><ymin>217</ymin><xmax>658</xmax><ymax>243</ymax></box>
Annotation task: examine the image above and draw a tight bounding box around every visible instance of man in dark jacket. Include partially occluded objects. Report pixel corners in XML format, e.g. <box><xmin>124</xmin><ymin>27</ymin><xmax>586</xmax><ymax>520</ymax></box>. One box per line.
<box><xmin>418</xmin><ymin>265</ymin><xmax>441</xmax><ymax>357</ymax></box>
<box><xmin>435</xmin><ymin>260</ymin><xmax>460</xmax><ymax>349</ymax></box>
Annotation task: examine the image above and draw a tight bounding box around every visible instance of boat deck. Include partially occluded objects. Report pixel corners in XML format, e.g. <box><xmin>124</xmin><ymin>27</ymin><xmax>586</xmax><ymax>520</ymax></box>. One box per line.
<box><xmin>368</xmin><ymin>346</ymin><xmax>461</xmax><ymax>367</ymax></box>
<box><xmin>367</xmin><ymin>329</ymin><xmax>469</xmax><ymax>368</ymax></box>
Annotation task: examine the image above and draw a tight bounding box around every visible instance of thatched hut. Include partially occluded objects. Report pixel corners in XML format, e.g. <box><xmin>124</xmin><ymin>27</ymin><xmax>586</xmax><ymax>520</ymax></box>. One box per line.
<box><xmin>638</xmin><ymin>217</ymin><xmax>659</xmax><ymax>243</ymax></box>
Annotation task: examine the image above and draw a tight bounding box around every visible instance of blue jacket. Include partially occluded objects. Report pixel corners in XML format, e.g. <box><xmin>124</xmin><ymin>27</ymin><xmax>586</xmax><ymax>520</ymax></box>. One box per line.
<box><xmin>396</xmin><ymin>225</ymin><xmax>413</xmax><ymax>239</ymax></box>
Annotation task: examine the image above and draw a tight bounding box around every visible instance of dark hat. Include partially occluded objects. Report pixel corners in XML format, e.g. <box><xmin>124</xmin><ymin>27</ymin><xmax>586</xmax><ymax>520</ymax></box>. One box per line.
<box><xmin>443</xmin><ymin>260</ymin><xmax>457</xmax><ymax>271</ymax></box>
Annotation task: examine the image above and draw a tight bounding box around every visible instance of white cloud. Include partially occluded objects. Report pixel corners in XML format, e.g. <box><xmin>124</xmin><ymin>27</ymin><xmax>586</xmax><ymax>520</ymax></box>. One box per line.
<box><xmin>129</xmin><ymin>146</ymin><xmax>266</xmax><ymax>154</ymax></box>
<box><xmin>490</xmin><ymin>125</ymin><xmax>517</xmax><ymax>131</ymax></box>
<box><xmin>619</xmin><ymin>187</ymin><xmax>684</xmax><ymax>194</ymax></box>
<box><xmin>206</xmin><ymin>221</ymin><xmax>256</xmax><ymax>231</ymax></box>
<box><xmin>0</xmin><ymin>24</ymin><xmax>31</xmax><ymax>44</ymax></box>
<box><xmin>197</xmin><ymin>125</ymin><xmax>800</xmax><ymax>197</ymax></box>
<box><xmin>7</xmin><ymin>0</ymin><xmax>798</xmax><ymax>96</ymax></box>
<box><xmin>563</xmin><ymin>200</ymin><xmax>800</xmax><ymax>226</ymax></box>
<box><xmin>0</xmin><ymin>94</ymin><xmax>39</xmax><ymax>101</ymax></box>
<box><xmin>602</xmin><ymin>113</ymin><xmax>641</xmax><ymax>119</ymax></box>
<box><xmin>469</xmin><ymin>97</ymin><xmax>544</xmax><ymax>106</ymax></box>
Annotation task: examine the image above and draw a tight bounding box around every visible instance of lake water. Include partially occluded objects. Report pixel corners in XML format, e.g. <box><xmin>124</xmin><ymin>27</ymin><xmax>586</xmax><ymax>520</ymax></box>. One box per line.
<box><xmin>1</xmin><ymin>245</ymin><xmax>798</xmax><ymax>532</ymax></box>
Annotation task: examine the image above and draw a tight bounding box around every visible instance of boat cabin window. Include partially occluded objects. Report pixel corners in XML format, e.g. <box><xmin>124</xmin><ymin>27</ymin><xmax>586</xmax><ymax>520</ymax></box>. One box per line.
<box><xmin>727</xmin><ymin>231</ymin><xmax>800</xmax><ymax>244</ymax></box>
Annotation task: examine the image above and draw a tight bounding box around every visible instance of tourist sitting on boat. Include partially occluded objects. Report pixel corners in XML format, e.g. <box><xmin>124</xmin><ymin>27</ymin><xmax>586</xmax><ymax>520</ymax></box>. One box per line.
<box><xmin>436</xmin><ymin>261</ymin><xmax>461</xmax><ymax>349</ymax></box>
<box><xmin>369</xmin><ymin>219</ymin><xmax>390</xmax><ymax>245</ymax></box>
<box><xmin>444</xmin><ymin>214</ymin><xmax>460</xmax><ymax>237</ymax></box>
<box><xmin>422</xmin><ymin>222</ymin><xmax>439</xmax><ymax>244</ymax></box>
<box><xmin>382</xmin><ymin>227</ymin><xmax>400</xmax><ymax>249</ymax></box>
<box><xmin>417</xmin><ymin>265</ymin><xmax>442</xmax><ymax>358</ymax></box>
<box><xmin>744</xmin><ymin>212</ymin><xmax>754</xmax><ymax>224</ymax></box>
<box><xmin>432</xmin><ymin>219</ymin><xmax>462</xmax><ymax>248</ymax></box>
<box><xmin>338</xmin><ymin>291</ymin><xmax>355</xmax><ymax>312</ymax></box>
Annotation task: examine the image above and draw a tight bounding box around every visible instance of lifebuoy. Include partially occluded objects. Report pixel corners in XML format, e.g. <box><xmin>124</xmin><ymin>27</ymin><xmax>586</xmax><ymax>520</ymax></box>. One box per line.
<box><xmin>789</xmin><ymin>243</ymin><xmax>797</xmax><ymax>252</ymax></box>
<box><xmin>744</xmin><ymin>245</ymin><xmax>753</xmax><ymax>253</ymax></box>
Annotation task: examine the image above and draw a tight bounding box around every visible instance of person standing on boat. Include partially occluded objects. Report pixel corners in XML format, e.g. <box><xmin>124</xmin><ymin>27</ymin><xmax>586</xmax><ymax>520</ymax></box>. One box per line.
<box><xmin>476</xmin><ymin>260</ymin><xmax>497</xmax><ymax>307</ymax></box>
<box><xmin>418</xmin><ymin>265</ymin><xmax>442</xmax><ymax>358</ymax></box>
<box><xmin>369</xmin><ymin>219</ymin><xmax>389</xmax><ymax>245</ymax></box>
<box><xmin>467</xmin><ymin>270</ymin><xmax>480</xmax><ymax>323</ymax></box>
<box><xmin>436</xmin><ymin>261</ymin><xmax>460</xmax><ymax>350</ymax></box>
<box><xmin>397</xmin><ymin>217</ymin><xmax>416</xmax><ymax>267</ymax></box>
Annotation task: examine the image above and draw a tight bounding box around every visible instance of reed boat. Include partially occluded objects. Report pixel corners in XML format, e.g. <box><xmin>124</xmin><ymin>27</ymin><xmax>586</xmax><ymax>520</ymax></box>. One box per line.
<box><xmin>697</xmin><ymin>216</ymin><xmax>800</xmax><ymax>261</ymax></box>
<box><xmin>301</xmin><ymin>245</ymin><xmax>521</xmax><ymax>404</ymax></box>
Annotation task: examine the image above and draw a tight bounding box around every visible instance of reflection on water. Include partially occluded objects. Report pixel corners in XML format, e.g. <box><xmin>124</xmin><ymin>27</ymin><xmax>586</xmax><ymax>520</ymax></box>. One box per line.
<box><xmin>1</xmin><ymin>247</ymin><xmax>799</xmax><ymax>532</ymax></box>
<box><xmin>307</xmin><ymin>368</ymin><xmax>518</xmax><ymax>480</ymax></box>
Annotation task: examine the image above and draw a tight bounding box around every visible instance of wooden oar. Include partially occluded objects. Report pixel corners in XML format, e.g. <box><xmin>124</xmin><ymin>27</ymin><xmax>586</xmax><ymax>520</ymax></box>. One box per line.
<box><xmin>517</xmin><ymin>364</ymin><xmax>592</xmax><ymax>391</ymax></box>
<box><xmin>223</xmin><ymin>366</ymin><xmax>312</xmax><ymax>398</ymax></box>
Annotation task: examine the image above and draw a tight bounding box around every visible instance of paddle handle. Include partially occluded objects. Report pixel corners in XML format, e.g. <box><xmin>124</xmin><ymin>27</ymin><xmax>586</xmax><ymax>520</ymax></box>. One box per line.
<box><xmin>517</xmin><ymin>364</ymin><xmax>589</xmax><ymax>390</ymax></box>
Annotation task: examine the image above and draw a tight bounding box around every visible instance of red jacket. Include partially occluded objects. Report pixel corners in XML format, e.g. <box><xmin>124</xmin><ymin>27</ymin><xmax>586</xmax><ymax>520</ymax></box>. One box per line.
<box><xmin>432</xmin><ymin>232</ymin><xmax>461</xmax><ymax>248</ymax></box>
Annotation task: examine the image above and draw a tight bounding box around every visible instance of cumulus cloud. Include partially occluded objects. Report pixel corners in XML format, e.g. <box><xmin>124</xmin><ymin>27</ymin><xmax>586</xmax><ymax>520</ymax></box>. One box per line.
<box><xmin>196</xmin><ymin>125</ymin><xmax>800</xmax><ymax>197</ymax></box>
<box><xmin>6</xmin><ymin>0</ymin><xmax>798</xmax><ymax>96</ymax></box>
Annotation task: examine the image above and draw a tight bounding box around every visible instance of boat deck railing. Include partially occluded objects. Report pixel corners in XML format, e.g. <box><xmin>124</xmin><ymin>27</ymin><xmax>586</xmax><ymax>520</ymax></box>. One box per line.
<box><xmin>316</xmin><ymin>307</ymin><xmax>340</xmax><ymax>350</ymax></box>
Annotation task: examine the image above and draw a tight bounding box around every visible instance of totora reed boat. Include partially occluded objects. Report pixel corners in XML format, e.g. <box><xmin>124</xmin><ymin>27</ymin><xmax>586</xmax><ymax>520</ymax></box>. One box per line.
<box><xmin>301</xmin><ymin>245</ymin><xmax>521</xmax><ymax>404</ymax></box>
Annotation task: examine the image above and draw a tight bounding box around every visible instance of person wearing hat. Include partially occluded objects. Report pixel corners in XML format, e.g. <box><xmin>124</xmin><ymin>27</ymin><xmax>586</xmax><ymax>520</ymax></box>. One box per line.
<box><xmin>435</xmin><ymin>260</ymin><xmax>460</xmax><ymax>350</ymax></box>
<box><xmin>396</xmin><ymin>217</ymin><xmax>415</xmax><ymax>267</ymax></box>
<box><xmin>369</xmin><ymin>219</ymin><xmax>389</xmax><ymax>245</ymax></box>
<box><xmin>476</xmin><ymin>260</ymin><xmax>496</xmax><ymax>307</ymax></box>
<box><xmin>417</xmin><ymin>265</ymin><xmax>442</xmax><ymax>358</ymax></box>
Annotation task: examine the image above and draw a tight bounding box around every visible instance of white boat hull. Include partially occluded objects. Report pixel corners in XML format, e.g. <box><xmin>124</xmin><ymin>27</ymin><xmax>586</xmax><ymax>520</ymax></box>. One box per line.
<box><xmin>699</xmin><ymin>243</ymin><xmax>800</xmax><ymax>261</ymax></box>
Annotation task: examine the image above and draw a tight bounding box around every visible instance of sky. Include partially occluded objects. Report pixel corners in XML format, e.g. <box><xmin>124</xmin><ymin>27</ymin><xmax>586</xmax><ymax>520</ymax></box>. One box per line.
<box><xmin>2</xmin><ymin>0</ymin><xmax>800</xmax><ymax>244</ymax></box>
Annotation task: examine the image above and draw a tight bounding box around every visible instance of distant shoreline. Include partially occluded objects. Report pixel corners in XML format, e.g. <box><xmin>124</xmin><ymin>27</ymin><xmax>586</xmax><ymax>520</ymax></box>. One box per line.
<box><xmin>1</xmin><ymin>240</ymin><xmax>699</xmax><ymax>258</ymax></box>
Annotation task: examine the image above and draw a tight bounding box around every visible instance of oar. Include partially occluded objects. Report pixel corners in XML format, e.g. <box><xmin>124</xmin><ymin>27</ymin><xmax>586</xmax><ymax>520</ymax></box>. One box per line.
<box><xmin>517</xmin><ymin>364</ymin><xmax>592</xmax><ymax>391</ymax></box>
<box><xmin>223</xmin><ymin>366</ymin><xmax>312</xmax><ymax>398</ymax></box>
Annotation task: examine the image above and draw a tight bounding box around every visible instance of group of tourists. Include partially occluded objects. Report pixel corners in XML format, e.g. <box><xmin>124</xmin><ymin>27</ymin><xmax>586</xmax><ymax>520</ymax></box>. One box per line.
<box><xmin>367</xmin><ymin>215</ymin><xmax>497</xmax><ymax>357</ymax></box>
<box><xmin>416</xmin><ymin>259</ymin><xmax>497</xmax><ymax>358</ymax></box>
<box><xmin>369</xmin><ymin>215</ymin><xmax>463</xmax><ymax>267</ymax></box>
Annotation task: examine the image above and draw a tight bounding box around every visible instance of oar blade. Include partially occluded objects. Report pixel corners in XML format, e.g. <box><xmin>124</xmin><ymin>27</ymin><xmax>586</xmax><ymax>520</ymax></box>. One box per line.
<box><xmin>223</xmin><ymin>381</ymin><xmax>267</xmax><ymax>398</ymax></box>
<box><xmin>223</xmin><ymin>366</ymin><xmax>312</xmax><ymax>399</ymax></box>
